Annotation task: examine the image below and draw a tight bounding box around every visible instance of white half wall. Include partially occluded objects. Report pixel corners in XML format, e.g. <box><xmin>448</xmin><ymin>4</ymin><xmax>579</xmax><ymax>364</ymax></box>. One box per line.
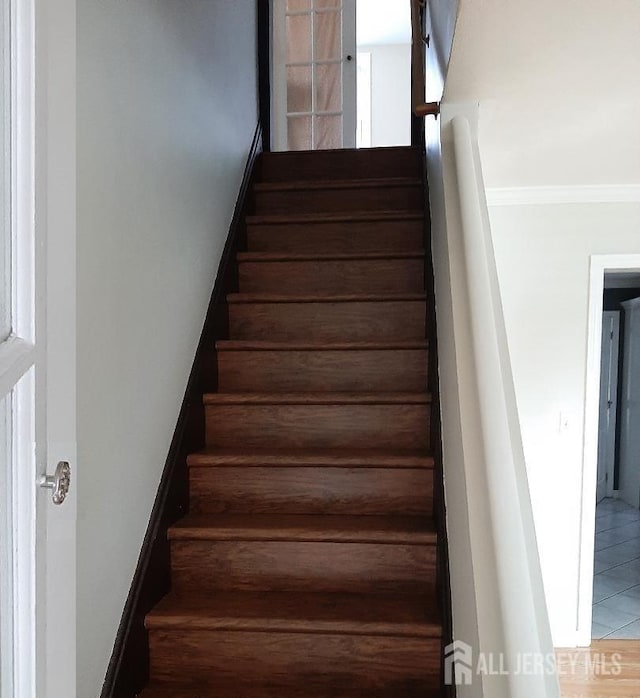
<box><xmin>426</xmin><ymin>110</ymin><xmax>482</xmax><ymax>697</ymax></box>
<box><xmin>358</xmin><ymin>43</ymin><xmax>411</xmax><ymax>147</ymax></box>
<box><xmin>76</xmin><ymin>2</ymin><xmax>258</xmax><ymax>696</ymax></box>
<box><xmin>488</xmin><ymin>201</ymin><xmax>640</xmax><ymax>646</ymax></box>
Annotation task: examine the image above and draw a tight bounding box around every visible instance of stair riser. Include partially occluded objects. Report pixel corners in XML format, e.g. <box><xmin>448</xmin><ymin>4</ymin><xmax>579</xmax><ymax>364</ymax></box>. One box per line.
<box><xmin>238</xmin><ymin>258</ymin><xmax>424</xmax><ymax>295</ymax></box>
<box><xmin>229</xmin><ymin>300</ymin><xmax>426</xmax><ymax>342</ymax></box>
<box><xmin>149</xmin><ymin>630</ymin><xmax>440</xmax><ymax>693</ymax></box>
<box><xmin>141</xmin><ymin>683</ymin><xmax>442</xmax><ymax>698</ymax></box>
<box><xmin>254</xmin><ymin>186</ymin><xmax>424</xmax><ymax>215</ymax></box>
<box><xmin>247</xmin><ymin>220</ymin><xmax>424</xmax><ymax>254</ymax></box>
<box><xmin>170</xmin><ymin>540</ymin><xmax>435</xmax><ymax>594</ymax></box>
<box><xmin>259</xmin><ymin>148</ymin><xmax>423</xmax><ymax>182</ymax></box>
<box><xmin>218</xmin><ymin>348</ymin><xmax>428</xmax><ymax>392</ymax></box>
<box><xmin>204</xmin><ymin>404</ymin><xmax>430</xmax><ymax>449</ymax></box>
<box><xmin>189</xmin><ymin>467</ymin><xmax>433</xmax><ymax>516</ymax></box>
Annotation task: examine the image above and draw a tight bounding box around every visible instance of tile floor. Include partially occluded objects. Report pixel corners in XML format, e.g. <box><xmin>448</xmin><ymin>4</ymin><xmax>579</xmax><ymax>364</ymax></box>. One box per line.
<box><xmin>592</xmin><ymin>497</ymin><xmax>640</xmax><ymax>639</ymax></box>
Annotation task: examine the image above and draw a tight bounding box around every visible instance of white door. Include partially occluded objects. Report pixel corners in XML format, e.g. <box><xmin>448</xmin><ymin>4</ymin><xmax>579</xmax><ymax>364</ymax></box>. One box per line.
<box><xmin>596</xmin><ymin>311</ymin><xmax>620</xmax><ymax>502</ymax></box>
<box><xmin>619</xmin><ymin>298</ymin><xmax>640</xmax><ymax>509</ymax></box>
<box><xmin>0</xmin><ymin>2</ymin><xmax>76</xmax><ymax>696</ymax></box>
<box><xmin>272</xmin><ymin>0</ymin><xmax>357</xmax><ymax>151</ymax></box>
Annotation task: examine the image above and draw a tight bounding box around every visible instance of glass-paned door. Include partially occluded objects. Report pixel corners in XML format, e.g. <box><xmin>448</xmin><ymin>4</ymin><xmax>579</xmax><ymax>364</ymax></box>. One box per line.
<box><xmin>273</xmin><ymin>0</ymin><xmax>357</xmax><ymax>151</ymax></box>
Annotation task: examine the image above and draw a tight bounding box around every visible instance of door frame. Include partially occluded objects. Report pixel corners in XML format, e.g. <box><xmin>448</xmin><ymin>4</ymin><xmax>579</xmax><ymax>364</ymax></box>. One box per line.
<box><xmin>0</xmin><ymin>0</ymin><xmax>40</xmax><ymax>693</ymax></box>
<box><xmin>37</xmin><ymin>0</ymin><xmax>78</xmax><ymax>695</ymax></box>
<box><xmin>597</xmin><ymin>310</ymin><xmax>620</xmax><ymax>502</ymax></box>
<box><xmin>0</xmin><ymin>0</ymin><xmax>77</xmax><ymax>695</ymax></box>
<box><xmin>617</xmin><ymin>298</ymin><xmax>640</xmax><ymax>509</ymax></box>
<box><xmin>577</xmin><ymin>254</ymin><xmax>640</xmax><ymax>646</ymax></box>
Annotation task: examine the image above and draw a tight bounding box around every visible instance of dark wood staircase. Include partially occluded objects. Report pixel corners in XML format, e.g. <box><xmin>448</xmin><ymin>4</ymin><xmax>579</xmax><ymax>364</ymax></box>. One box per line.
<box><xmin>139</xmin><ymin>146</ymin><xmax>447</xmax><ymax>697</ymax></box>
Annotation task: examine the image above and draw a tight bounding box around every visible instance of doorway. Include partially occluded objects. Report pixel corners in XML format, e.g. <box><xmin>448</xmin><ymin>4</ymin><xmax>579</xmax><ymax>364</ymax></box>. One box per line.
<box><xmin>271</xmin><ymin>0</ymin><xmax>357</xmax><ymax>151</ymax></box>
<box><xmin>271</xmin><ymin>0</ymin><xmax>412</xmax><ymax>151</ymax></box>
<box><xmin>579</xmin><ymin>258</ymin><xmax>640</xmax><ymax>645</ymax></box>
<box><xmin>356</xmin><ymin>0</ymin><xmax>412</xmax><ymax>148</ymax></box>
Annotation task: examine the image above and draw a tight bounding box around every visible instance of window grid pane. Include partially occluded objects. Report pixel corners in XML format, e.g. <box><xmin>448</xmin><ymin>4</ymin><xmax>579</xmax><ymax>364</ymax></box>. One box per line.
<box><xmin>314</xmin><ymin>62</ymin><xmax>342</xmax><ymax>113</ymax></box>
<box><xmin>287</xmin><ymin>0</ymin><xmax>311</xmax><ymax>11</ymax></box>
<box><xmin>314</xmin><ymin>10</ymin><xmax>341</xmax><ymax>61</ymax></box>
<box><xmin>314</xmin><ymin>0</ymin><xmax>341</xmax><ymax>9</ymax></box>
<box><xmin>287</xmin><ymin>65</ymin><xmax>313</xmax><ymax>113</ymax></box>
<box><xmin>287</xmin><ymin>115</ymin><xmax>313</xmax><ymax>150</ymax></box>
<box><xmin>286</xmin><ymin>13</ymin><xmax>312</xmax><ymax>63</ymax></box>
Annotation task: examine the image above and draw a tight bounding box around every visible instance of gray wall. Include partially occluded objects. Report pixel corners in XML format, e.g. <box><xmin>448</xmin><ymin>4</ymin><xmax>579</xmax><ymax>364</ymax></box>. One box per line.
<box><xmin>76</xmin><ymin>2</ymin><xmax>258</xmax><ymax>694</ymax></box>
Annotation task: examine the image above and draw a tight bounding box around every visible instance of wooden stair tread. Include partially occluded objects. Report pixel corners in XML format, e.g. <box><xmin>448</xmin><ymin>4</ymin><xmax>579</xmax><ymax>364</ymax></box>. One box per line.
<box><xmin>168</xmin><ymin>513</ymin><xmax>437</xmax><ymax>544</ymax></box>
<box><xmin>227</xmin><ymin>292</ymin><xmax>427</xmax><ymax>304</ymax></box>
<box><xmin>237</xmin><ymin>250</ymin><xmax>425</xmax><ymax>263</ymax></box>
<box><xmin>187</xmin><ymin>447</ymin><xmax>435</xmax><ymax>468</ymax></box>
<box><xmin>203</xmin><ymin>391</ymin><xmax>431</xmax><ymax>405</ymax></box>
<box><xmin>146</xmin><ymin>590</ymin><xmax>440</xmax><ymax>637</ymax></box>
<box><xmin>216</xmin><ymin>339</ymin><xmax>429</xmax><ymax>351</ymax></box>
<box><xmin>254</xmin><ymin>177</ymin><xmax>422</xmax><ymax>193</ymax></box>
<box><xmin>246</xmin><ymin>210</ymin><xmax>424</xmax><ymax>225</ymax></box>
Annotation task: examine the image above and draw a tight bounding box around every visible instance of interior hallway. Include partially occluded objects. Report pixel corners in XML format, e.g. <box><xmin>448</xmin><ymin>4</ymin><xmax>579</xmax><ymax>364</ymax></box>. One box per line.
<box><xmin>593</xmin><ymin>498</ymin><xmax>640</xmax><ymax>639</ymax></box>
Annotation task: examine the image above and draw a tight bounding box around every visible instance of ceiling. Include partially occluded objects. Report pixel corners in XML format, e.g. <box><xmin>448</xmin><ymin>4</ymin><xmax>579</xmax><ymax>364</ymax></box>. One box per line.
<box><xmin>443</xmin><ymin>0</ymin><xmax>640</xmax><ymax>188</ymax></box>
<box><xmin>357</xmin><ymin>0</ymin><xmax>411</xmax><ymax>46</ymax></box>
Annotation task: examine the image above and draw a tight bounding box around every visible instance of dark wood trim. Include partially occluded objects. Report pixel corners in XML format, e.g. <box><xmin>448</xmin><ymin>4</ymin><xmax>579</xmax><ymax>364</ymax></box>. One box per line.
<box><xmin>420</xmin><ymin>152</ymin><xmax>455</xmax><ymax>697</ymax></box>
<box><xmin>257</xmin><ymin>0</ymin><xmax>271</xmax><ymax>152</ymax></box>
<box><xmin>411</xmin><ymin>115</ymin><xmax>425</xmax><ymax>150</ymax></box>
<box><xmin>411</xmin><ymin>1</ymin><xmax>427</xmax><ymax>150</ymax></box>
<box><xmin>100</xmin><ymin>122</ymin><xmax>263</xmax><ymax>698</ymax></box>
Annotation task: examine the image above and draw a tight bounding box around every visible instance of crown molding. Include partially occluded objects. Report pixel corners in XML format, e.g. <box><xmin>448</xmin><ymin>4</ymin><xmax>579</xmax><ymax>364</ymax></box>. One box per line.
<box><xmin>485</xmin><ymin>185</ymin><xmax>640</xmax><ymax>207</ymax></box>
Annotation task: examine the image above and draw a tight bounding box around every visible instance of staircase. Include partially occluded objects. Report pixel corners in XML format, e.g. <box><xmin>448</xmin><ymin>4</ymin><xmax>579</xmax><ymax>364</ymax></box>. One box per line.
<box><xmin>139</xmin><ymin>146</ymin><xmax>445</xmax><ymax>697</ymax></box>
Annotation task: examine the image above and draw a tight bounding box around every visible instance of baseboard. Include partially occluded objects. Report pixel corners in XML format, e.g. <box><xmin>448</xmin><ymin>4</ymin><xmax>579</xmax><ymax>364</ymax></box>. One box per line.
<box><xmin>100</xmin><ymin>121</ymin><xmax>263</xmax><ymax>698</ymax></box>
<box><xmin>421</xmin><ymin>151</ymin><xmax>455</xmax><ymax>697</ymax></box>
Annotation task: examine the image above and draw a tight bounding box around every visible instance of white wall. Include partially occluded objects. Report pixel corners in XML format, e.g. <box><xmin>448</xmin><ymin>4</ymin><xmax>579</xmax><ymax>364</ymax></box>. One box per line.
<box><xmin>489</xmin><ymin>201</ymin><xmax>640</xmax><ymax>645</ymax></box>
<box><xmin>76</xmin><ymin>2</ymin><xmax>258</xmax><ymax>696</ymax></box>
<box><xmin>445</xmin><ymin>0</ymin><xmax>640</xmax><ymax>188</ymax></box>
<box><xmin>359</xmin><ymin>43</ymin><xmax>411</xmax><ymax>147</ymax></box>
<box><xmin>356</xmin><ymin>0</ymin><xmax>411</xmax><ymax>45</ymax></box>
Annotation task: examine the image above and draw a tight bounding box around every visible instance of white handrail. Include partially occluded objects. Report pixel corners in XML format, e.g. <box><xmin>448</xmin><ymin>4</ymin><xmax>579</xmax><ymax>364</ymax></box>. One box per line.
<box><xmin>450</xmin><ymin>115</ymin><xmax>560</xmax><ymax>697</ymax></box>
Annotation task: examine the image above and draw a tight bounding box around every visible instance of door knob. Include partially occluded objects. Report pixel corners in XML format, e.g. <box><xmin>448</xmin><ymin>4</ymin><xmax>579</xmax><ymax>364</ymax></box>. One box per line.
<box><xmin>40</xmin><ymin>461</ymin><xmax>71</xmax><ymax>505</ymax></box>
<box><xmin>346</xmin><ymin>55</ymin><xmax>353</xmax><ymax>61</ymax></box>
